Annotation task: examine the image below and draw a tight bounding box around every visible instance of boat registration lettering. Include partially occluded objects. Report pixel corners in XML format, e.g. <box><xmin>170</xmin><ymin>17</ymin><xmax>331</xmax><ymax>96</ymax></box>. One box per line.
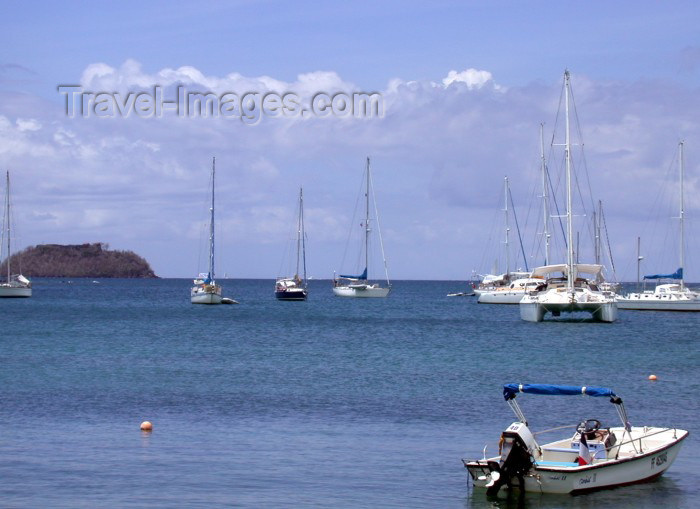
<box><xmin>651</xmin><ymin>451</ymin><xmax>667</xmax><ymax>469</ymax></box>
<box><xmin>548</xmin><ymin>474</ymin><xmax>567</xmax><ymax>481</ymax></box>
<box><xmin>578</xmin><ymin>473</ymin><xmax>596</xmax><ymax>485</ymax></box>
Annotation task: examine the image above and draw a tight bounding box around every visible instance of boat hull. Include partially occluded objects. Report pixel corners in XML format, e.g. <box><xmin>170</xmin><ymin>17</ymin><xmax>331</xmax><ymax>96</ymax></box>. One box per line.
<box><xmin>275</xmin><ymin>288</ymin><xmax>307</xmax><ymax>301</ymax></box>
<box><xmin>478</xmin><ymin>291</ymin><xmax>525</xmax><ymax>304</ymax></box>
<box><xmin>616</xmin><ymin>298</ymin><xmax>700</xmax><ymax>311</ymax></box>
<box><xmin>467</xmin><ymin>429</ymin><xmax>687</xmax><ymax>494</ymax></box>
<box><xmin>191</xmin><ymin>285</ymin><xmax>223</xmax><ymax>305</ymax></box>
<box><xmin>520</xmin><ymin>298</ymin><xmax>617</xmax><ymax>322</ymax></box>
<box><xmin>0</xmin><ymin>285</ymin><xmax>32</xmax><ymax>298</ymax></box>
<box><xmin>333</xmin><ymin>286</ymin><xmax>390</xmax><ymax>298</ymax></box>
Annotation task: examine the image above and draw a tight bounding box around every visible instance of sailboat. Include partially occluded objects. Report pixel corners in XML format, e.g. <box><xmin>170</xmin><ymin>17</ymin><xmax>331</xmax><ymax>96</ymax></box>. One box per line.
<box><xmin>617</xmin><ymin>142</ymin><xmax>700</xmax><ymax>311</ymax></box>
<box><xmin>0</xmin><ymin>171</ymin><xmax>31</xmax><ymax>298</ymax></box>
<box><xmin>275</xmin><ymin>187</ymin><xmax>308</xmax><ymax>301</ymax></box>
<box><xmin>519</xmin><ymin>71</ymin><xmax>617</xmax><ymax>322</ymax></box>
<box><xmin>333</xmin><ymin>157</ymin><xmax>391</xmax><ymax>298</ymax></box>
<box><xmin>191</xmin><ymin>157</ymin><xmax>224</xmax><ymax>305</ymax></box>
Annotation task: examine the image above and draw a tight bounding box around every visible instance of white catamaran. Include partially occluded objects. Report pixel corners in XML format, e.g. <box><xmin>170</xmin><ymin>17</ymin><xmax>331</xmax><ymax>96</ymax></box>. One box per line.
<box><xmin>191</xmin><ymin>157</ymin><xmax>224</xmax><ymax>305</ymax></box>
<box><xmin>519</xmin><ymin>71</ymin><xmax>617</xmax><ymax>322</ymax></box>
<box><xmin>617</xmin><ymin>142</ymin><xmax>700</xmax><ymax>311</ymax></box>
<box><xmin>275</xmin><ymin>187</ymin><xmax>308</xmax><ymax>301</ymax></box>
<box><xmin>1</xmin><ymin>171</ymin><xmax>31</xmax><ymax>298</ymax></box>
<box><xmin>333</xmin><ymin>157</ymin><xmax>391</xmax><ymax>298</ymax></box>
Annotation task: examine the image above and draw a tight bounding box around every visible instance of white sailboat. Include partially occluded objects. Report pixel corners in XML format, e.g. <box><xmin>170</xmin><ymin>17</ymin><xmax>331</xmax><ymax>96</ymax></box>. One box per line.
<box><xmin>191</xmin><ymin>157</ymin><xmax>223</xmax><ymax>305</ymax></box>
<box><xmin>519</xmin><ymin>71</ymin><xmax>617</xmax><ymax>322</ymax></box>
<box><xmin>333</xmin><ymin>157</ymin><xmax>391</xmax><ymax>298</ymax></box>
<box><xmin>617</xmin><ymin>141</ymin><xmax>700</xmax><ymax>311</ymax></box>
<box><xmin>0</xmin><ymin>171</ymin><xmax>31</xmax><ymax>298</ymax></box>
<box><xmin>479</xmin><ymin>130</ymin><xmax>552</xmax><ymax>305</ymax></box>
<box><xmin>275</xmin><ymin>187</ymin><xmax>308</xmax><ymax>301</ymax></box>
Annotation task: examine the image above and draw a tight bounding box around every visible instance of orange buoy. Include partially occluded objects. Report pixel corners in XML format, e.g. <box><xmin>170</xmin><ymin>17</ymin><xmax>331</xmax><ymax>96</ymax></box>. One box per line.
<box><xmin>140</xmin><ymin>421</ymin><xmax>153</xmax><ymax>431</ymax></box>
<box><xmin>648</xmin><ymin>374</ymin><xmax>657</xmax><ymax>381</ymax></box>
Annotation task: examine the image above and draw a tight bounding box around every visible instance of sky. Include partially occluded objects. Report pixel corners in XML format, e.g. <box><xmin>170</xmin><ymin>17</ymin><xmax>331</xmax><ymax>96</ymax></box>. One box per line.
<box><xmin>2</xmin><ymin>0</ymin><xmax>700</xmax><ymax>281</ymax></box>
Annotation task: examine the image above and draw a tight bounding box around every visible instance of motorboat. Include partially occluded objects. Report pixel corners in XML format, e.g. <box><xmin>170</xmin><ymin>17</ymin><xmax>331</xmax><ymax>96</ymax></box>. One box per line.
<box><xmin>463</xmin><ymin>383</ymin><xmax>688</xmax><ymax>495</ymax></box>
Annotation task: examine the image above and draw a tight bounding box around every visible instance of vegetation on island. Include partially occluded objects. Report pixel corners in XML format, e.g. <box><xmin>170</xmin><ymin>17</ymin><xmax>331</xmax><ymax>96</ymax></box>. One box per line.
<box><xmin>1</xmin><ymin>243</ymin><xmax>157</xmax><ymax>278</ymax></box>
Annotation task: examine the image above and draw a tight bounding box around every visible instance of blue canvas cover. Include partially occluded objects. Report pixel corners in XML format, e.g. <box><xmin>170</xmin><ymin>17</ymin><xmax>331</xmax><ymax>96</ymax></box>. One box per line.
<box><xmin>644</xmin><ymin>267</ymin><xmax>683</xmax><ymax>280</ymax></box>
<box><xmin>503</xmin><ymin>383</ymin><xmax>616</xmax><ymax>400</ymax></box>
<box><xmin>339</xmin><ymin>268</ymin><xmax>367</xmax><ymax>280</ymax></box>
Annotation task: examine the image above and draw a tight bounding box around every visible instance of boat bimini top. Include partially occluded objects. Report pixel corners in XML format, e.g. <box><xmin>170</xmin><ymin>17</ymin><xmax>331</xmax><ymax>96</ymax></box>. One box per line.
<box><xmin>503</xmin><ymin>383</ymin><xmax>631</xmax><ymax>432</ymax></box>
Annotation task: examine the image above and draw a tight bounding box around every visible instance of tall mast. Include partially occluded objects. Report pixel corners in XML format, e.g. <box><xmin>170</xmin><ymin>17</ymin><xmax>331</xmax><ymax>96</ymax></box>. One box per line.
<box><xmin>636</xmin><ymin>236</ymin><xmax>642</xmax><ymax>292</ymax></box>
<box><xmin>564</xmin><ymin>70</ymin><xmax>574</xmax><ymax>292</ymax></box>
<box><xmin>300</xmin><ymin>187</ymin><xmax>307</xmax><ymax>285</ymax></box>
<box><xmin>365</xmin><ymin>157</ymin><xmax>371</xmax><ymax>277</ymax></box>
<box><xmin>504</xmin><ymin>176</ymin><xmax>510</xmax><ymax>274</ymax></box>
<box><xmin>209</xmin><ymin>157</ymin><xmax>215</xmax><ymax>281</ymax></box>
<box><xmin>5</xmin><ymin>171</ymin><xmax>10</xmax><ymax>283</ymax></box>
<box><xmin>679</xmin><ymin>141</ymin><xmax>685</xmax><ymax>289</ymax></box>
<box><xmin>540</xmin><ymin>124</ymin><xmax>550</xmax><ymax>265</ymax></box>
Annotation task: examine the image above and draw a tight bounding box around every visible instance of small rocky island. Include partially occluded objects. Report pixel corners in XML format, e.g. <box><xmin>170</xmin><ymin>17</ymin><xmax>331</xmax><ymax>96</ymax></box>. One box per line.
<box><xmin>1</xmin><ymin>243</ymin><xmax>157</xmax><ymax>278</ymax></box>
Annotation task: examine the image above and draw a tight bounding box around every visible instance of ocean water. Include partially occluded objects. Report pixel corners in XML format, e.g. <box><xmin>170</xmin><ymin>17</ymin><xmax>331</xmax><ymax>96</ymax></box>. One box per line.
<box><xmin>1</xmin><ymin>278</ymin><xmax>697</xmax><ymax>508</ymax></box>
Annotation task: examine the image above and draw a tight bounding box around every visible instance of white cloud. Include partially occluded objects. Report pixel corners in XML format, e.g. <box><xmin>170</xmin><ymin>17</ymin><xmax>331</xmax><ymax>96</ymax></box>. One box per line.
<box><xmin>3</xmin><ymin>61</ymin><xmax>700</xmax><ymax>280</ymax></box>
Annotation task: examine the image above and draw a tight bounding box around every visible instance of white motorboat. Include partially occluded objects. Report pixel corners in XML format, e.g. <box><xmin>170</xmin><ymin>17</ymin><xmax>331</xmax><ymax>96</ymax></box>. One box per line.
<box><xmin>463</xmin><ymin>383</ymin><xmax>688</xmax><ymax>495</ymax></box>
<box><xmin>333</xmin><ymin>157</ymin><xmax>391</xmax><ymax>298</ymax></box>
<box><xmin>191</xmin><ymin>157</ymin><xmax>224</xmax><ymax>305</ymax></box>
<box><xmin>519</xmin><ymin>71</ymin><xmax>617</xmax><ymax>322</ymax></box>
<box><xmin>617</xmin><ymin>142</ymin><xmax>700</xmax><ymax>311</ymax></box>
<box><xmin>0</xmin><ymin>171</ymin><xmax>31</xmax><ymax>298</ymax></box>
<box><xmin>276</xmin><ymin>188</ymin><xmax>308</xmax><ymax>301</ymax></box>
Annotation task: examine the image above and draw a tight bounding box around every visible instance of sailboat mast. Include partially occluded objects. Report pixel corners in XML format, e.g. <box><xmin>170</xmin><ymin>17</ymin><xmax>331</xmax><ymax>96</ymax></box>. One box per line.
<box><xmin>564</xmin><ymin>70</ymin><xmax>574</xmax><ymax>292</ymax></box>
<box><xmin>296</xmin><ymin>187</ymin><xmax>302</xmax><ymax>279</ymax></box>
<box><xmin>504</xmin><ymin>176</ymin><xmax>510</xmax><ymax>275</ymax></box>
<box><xmin>5</xmin><ymin>171</ymin><xmax>10</xmax><ymax>283</ymax></box>
<box><xmin>300</xmin><ymin>187</ymin><xmax>307</xmax><ymax>285</ymax></box>
<box><xmin>209</xmin><ymin>157</ymin><xmax>215</xmax><ymax>281</ymax></box>
<box><xmin>679</xmin><ymin>141</ymin><xmax>685</xmax><ymax>289</ymax></box>
<box><xmin>540</xmin><ymin>124</ymin><xmax>550</xmax><ymax>266</ymax></box>
<box><xmin>365</xmin><ymin>157</ymin><xmax>371</xmax><ymax>277</ymax></box>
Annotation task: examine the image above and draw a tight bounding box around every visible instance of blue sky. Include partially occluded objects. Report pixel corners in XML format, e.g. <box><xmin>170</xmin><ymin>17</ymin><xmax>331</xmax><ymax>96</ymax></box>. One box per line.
<box><xmin>2</xmin><ymin>1</ymin><xmax>700</xmax><ymax>280</ymax></box>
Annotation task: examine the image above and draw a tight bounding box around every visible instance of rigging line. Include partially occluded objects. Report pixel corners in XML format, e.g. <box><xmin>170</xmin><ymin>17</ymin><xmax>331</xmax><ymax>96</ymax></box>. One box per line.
<box><xmin>339</xmin><ymin>166</ymin><xmax>365</xmax><ymax>273</ymax></box>
<box><xmin>547</xmin><ymin>153</ymin><xmax>568</xmax><ymax>250</ymax></box>
<box><xmin>600</xmin><ymin>205</ymin><xmax>617</xmax><ymax>280</ymax></box>
<box><xmin>369</xmin><ymin>162</ymin><xmax>390</xmax><ymax>285</ymax></box>
<box><xmin>569</xmin><ymin>80</ymin><xmax>598</xmax><ymax>215</ymax></box>
<box><xmin>508</xmin><ymin>186</ymin><xmax>529</xmax><ymax>272</ymax></box>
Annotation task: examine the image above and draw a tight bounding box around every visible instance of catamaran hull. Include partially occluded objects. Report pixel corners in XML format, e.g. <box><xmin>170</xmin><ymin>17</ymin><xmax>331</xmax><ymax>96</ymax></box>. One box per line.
<box><xmin>191</xmin><ymin>292</ymin><xmax>223</xmax><ymax>305</ymax></box>
<box><xmin>333</xmin><ymin>286</ymin><xmax>390</xmax><ymax>298</ymax></box>
<box><xmin>616</xmin><ymin>299</ymin><xmax>700</xmax><ymax>311</ymax></box>
<box><xmin>520</xmin><ymin>300</ymin><xmax>617</xmax><ymax>322</ymax></box>
<box><xmin>477</xmin><ymin>292</ymin><xmax>526</xmax><ymax>304</ymax></box>
<box><xmin>0</xmin><ymin>286</ymin><xmax>32</xmax><ymax>298</ymax></box>
<box><xmin>467</xmin><ymin>432</ymin><xmax>686</xmax><ymax>494</ymax></box>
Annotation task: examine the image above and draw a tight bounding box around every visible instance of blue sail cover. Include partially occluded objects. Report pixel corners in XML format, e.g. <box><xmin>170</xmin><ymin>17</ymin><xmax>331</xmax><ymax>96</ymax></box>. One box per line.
<box><xmin>644</xmin><ymin>267</ymin><xmax>683</xmax><ymax>280</ymax></box>
<box><xmin>503</xmin><ymin>383</ymin><xmax>616</xmax><ymax>401</ymax></box>
<box><xmin>339</xmin><ymin>268</ymin><xmax>367</xmax><ymax>280</ymax></box>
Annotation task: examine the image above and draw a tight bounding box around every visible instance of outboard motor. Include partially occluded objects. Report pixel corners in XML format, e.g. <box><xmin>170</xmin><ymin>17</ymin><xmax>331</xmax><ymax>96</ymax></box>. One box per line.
<box><xmin>485</xmin><ymin>422</ymin><xmax>537</xmax><ymax>496</ymax></box>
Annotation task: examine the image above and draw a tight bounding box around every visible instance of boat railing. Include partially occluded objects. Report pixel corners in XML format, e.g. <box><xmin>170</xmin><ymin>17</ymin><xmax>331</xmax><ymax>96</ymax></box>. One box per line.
<box><xmin>612</xmin><ymin>427</ymin><xmax>677</xmax><ymax>457</ymax></box>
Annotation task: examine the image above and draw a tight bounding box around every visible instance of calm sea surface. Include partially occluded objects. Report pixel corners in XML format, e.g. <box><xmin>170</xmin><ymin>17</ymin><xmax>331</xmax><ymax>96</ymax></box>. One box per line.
<box><xmin>1</xmin><ymin>278</ymin><xmax>697</xmax><ymax>508</ymax></box>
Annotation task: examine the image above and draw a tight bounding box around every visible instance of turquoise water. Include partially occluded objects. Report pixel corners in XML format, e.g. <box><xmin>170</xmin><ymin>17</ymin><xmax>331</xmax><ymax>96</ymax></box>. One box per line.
<box><xmin>1</xmin><ymin>279</ymin><xmax>697</xmax><ymax>508</ymax></box>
